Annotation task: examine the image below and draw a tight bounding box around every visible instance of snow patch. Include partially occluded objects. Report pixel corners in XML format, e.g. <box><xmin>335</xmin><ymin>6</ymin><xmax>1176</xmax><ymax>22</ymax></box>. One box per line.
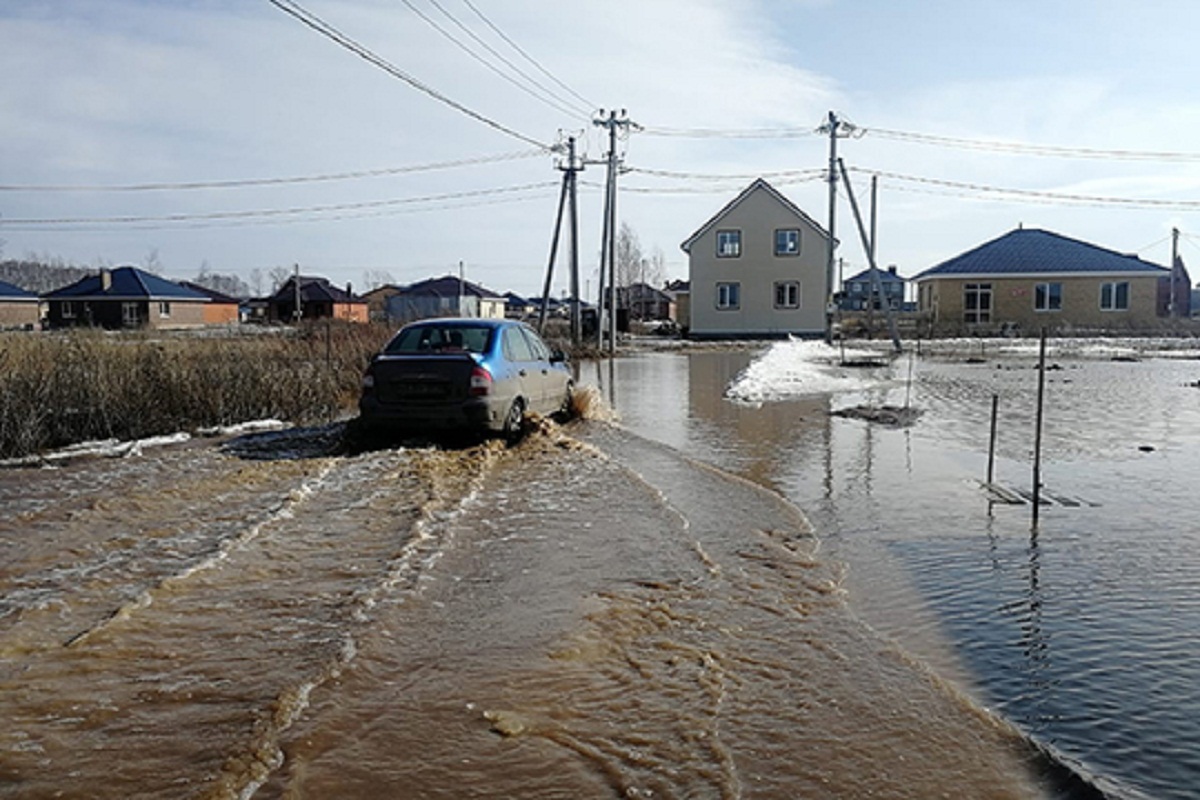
<box><xmin>725</xmin><ymin>339</ymin><xmax>894</xmax><ymax>405</ymax></box>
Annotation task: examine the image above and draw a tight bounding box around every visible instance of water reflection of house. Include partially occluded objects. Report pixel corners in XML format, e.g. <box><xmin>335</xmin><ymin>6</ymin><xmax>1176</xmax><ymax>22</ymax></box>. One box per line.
<box><xmin>0</xmin><ymin>280</ymin><xmax>40</xmax><ymax>330</ymax></box>
<box><xmin>43</xmin><ymin>266</ymin><xmax>209</xmax><ymax>329</ymax></box>
<box><xmin>384</xmin><ymin>276</ymin><xmax>506</xmax><ymax>324</ymax></box>
<box><xmin>268</xmin><ymin>275</ymin><xmax>367</xmax><ymax>323</ymax></box>
<box><xmin>915</xmin><ymin>228</ymin><xmax>1180</xmax><ymax>334</ymax></box>
<box><xmin>682</xmin><ymin>178</ymin><xmax>831</xmax><ymax>339</ymax></box>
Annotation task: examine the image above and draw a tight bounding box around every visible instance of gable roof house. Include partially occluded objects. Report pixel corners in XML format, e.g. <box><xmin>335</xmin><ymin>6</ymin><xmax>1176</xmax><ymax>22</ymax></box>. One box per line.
<box><xmin>43</xmin><ymin>267</ymin><xmax>210</xmax><ymax>329</ymax></box>
<box><xmin>268</xmin><ymin>275</ymin><xmax>367</xmax><ymax>324</ymax></box>
<box><xmin>384</xmin><ymin>275</ymin><xmax>506</xmax><ymax>324</ymax></box>
<box><xmin>914</xmin><ymin>228</ymin><xmax>1174</xmax><ymax>335</ymax></box>
<box><xmin>361</xmin><ymin>284</ymin><xmax>404</xmax><ymax>323</ymax></box>
<box><xmin>682</xmin><ymin>178</ymin><xmax>832</xmax><ymax>339</ymax></box>
<box><xmin>839</xmin><ymin>266</ymin><xmax>908</xmax><ymax>312</ymax></box>
<box><xmin>0</xmin><ymin>280</ymin><xmax>41</xmax><ymax>330</ymax></box>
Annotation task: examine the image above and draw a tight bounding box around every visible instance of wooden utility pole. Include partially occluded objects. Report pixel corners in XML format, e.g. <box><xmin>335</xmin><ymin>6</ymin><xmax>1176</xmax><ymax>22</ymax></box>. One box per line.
<box><xmin>538</xmin><ymin>167</ymin><xmax>570</xmax><ymax>334</ymax></box>
<box><xmin>836</xmin><ymin>159</ymin><xmax>901</xmax><ymax>352</ymax></box>
<box><xmin>594</xmin><ymin>109</ymin><xmax>638</xmax><ymax>354</ymax></box>
<box><xmin>566</xmin><ymin>136</ymin><xmax>581</xmax><ymax>344</ymax></box>
<box><xmin>293</xmin><ymin>263</ymin><xmax>301</xmax><ymax>324</ymax></box>
<box><xmin>866</xmin><ymin>174</ymin><xmax>878</xmax><ymax>339</ymax></box>
<box><xmin>1032</xmin><ymin>328</ymin><xmax>1048</xmax><ymax>528</ymax></box>
<box><xmin>819</xmin><ymin>112</ymin><xmax>855</xmax><ymax>344</ymax></box>
<box><xmin>1170</xmin><ymin>226</ymin><xmax>1180</xmax><ymax>318</ymax></box>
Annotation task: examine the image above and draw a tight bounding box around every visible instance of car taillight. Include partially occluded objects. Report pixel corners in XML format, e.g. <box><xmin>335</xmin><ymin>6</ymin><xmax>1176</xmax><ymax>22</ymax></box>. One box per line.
<box><xmin>469</xmin><ymin>366</ymin><xmax>492</xmax><ymax>396</ymax></box>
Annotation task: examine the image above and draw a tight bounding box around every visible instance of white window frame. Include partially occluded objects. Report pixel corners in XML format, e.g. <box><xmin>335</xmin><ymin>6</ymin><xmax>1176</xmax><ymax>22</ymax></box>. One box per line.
<box><xmin>122</xmin><ymin>302</ymin><xmax>140</xmax><ymax>327</ymax></box>
<box><xmin>1034</xmin><ymin>282</ymin><xmax>1062</xmax><ymax>312</ymax></box>
<box><xmin>716</xmin><ymin>282</ymin><xmax>740</xmax><ymax>310</ymax></box>
<box><xmin>158</xmin><ymin>301</ymin><xmax>171</xmax><ymax>318</ymax></box>
<box><xmin>716</xmin><ymin>230</ymin><xmax>741</xmax><ymax>258</ymax></box>
<box><xmin>774</xmin><ymin>229</ymin><xmax>800</xmax><ymax>257</ymax></box>
<box><xmin>61</xmin><ymin>300</ymin><xmax>77</xmax><ymax>319</ymax></box>
<box><xmin>964</xmin><ymin>282</ymin><xmax>992</xmax><ymax>324</ymax></box>
<box><xmin>1100</xmin><ymin>281</ymin><xmax>1129</xmax><ymax>311</ymax></box>
<box><xmin>774</xmin><ymin>281</ymin><xmax>800</xmax><ymax>309</ymax></box>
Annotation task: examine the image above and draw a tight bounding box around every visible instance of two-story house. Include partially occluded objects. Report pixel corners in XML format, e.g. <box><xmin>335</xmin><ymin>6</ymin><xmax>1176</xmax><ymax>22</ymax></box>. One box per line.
<box><xmin>840</xmin><ymin>266</ymin><xmax>906</xmax><ymax>312</ymax></box>
<box><xmin>681</xmin><ymin>178</ymin><xmax>831</xmax><ymax>339</ymax></box>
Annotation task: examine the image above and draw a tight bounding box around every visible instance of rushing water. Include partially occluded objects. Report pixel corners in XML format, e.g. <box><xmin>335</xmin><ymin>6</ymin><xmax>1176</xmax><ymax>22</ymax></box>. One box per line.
<box><xmin>3</xmin><ymin>341</ymin><xmax>1194</xmax><ymax>798</ymax></box>
<box><xmin>598</xmin><ymin>344</ymin><xmax>1200</xmax><ymax>800</ymax></box>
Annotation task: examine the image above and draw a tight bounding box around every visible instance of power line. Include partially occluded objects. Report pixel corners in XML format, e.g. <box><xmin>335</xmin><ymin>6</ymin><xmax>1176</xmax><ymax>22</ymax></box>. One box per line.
<box><xmin>265</xmin><ymin>0</ymin><xmax>552</xmax><ymax>151</ymax></box>
<box><xmin>864</xmin><ymin>127</ymin><xmax>1200</xmax><ymax>163</ymax></box>
<box><xmin>0</xmin><ymin>149</ymin><xmax>544</xmax><ymax>192</ymax></box>
<box><xmin>459</xmin><ymin>0</ymin><xmax>595</xmax><ymax>112</ymax></box>
<box><xmin>640</xmin><ymin>125</ymin><xmax>821</xmax><ymax>139</ymax></box>
<box><xmin>626</xmin><ymin>166</ymin><xmax>826</xmax><ymax>182</ymax></box>
<box><xmin>853</xmin><ymin>166</ymin><xmax>1200</xmax><ymax>210</ymax></box>
<box><xmin>422</xmin><ymin>0</ymin><xmax>592</xmax><ymax>118</ymax></box>
<box><xmin>0</xmin><ymin>182</ymin><xmax>559</xmax><ymax>227</ymax></box>
<box><xmin>395</xmin><ymin>0</ymin><xmax>587</xmax><ymax>121</ymax></box>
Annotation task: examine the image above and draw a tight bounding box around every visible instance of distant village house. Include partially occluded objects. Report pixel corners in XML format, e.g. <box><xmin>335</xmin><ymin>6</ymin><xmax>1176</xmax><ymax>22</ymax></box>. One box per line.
<box><xmin>43</xmin><ymin>266</ymin><xmax>210</xmax><ymax>330</ymax></box>
<box><xmin>267</xmin><ymin>275</ymin><xmax>367</xmax><ymax>324</ymax></box>
<box><xmin>384</xmin><ymin>275</ymin><xmax>506</xmax><ymax>325</ymax></box>
<box><xmin>0</xmin><ymin>280</ymin><xmax>41</xmax><ymax>330</ymax></box>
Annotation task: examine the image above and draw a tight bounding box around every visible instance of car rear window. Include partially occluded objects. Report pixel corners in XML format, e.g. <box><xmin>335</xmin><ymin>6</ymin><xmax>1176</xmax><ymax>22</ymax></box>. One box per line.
<box><xmin>385</xmin><ymin>324</ymin><xmax>493</xmax><ymax>355</ymax></box>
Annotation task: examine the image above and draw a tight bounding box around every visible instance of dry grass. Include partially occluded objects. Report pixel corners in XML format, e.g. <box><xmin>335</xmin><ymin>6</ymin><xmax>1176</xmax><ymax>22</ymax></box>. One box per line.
<box><xmin>0</xmin><ymin>323</ymin><xmax>393</xmax><ymax>459</ymax></box>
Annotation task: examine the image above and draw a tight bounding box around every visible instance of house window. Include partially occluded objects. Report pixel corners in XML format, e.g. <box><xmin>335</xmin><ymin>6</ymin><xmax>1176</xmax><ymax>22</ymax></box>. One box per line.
<box><xmin>774</xmin><ymin>281</ymin><xmax>800</xmax><ymax>309</ymax></box>
<box><xmin>1034</xmin><ymin>282</ymin><xmax>1062</xmax><ymax>312</ymax></box>
<box><xmin>775</xmin><ymin>229</ymin><xmax>800</xmax><ymax>256</ymax></box>
<box><xmin>716</xmin><ymin>230</ymin><xmax>741</xmax><ymax>258</ymax></box>
<box><xmin>62</xmin><ymin>301</ymin><xmax>77</xmax><ymax>319</ymax></box>
<box><xmin>122</xmin><ymin>303</ymin><xmax>140</xmax><ymax>327</ymax></box>
<box><xmin>158</xmin><ymin>301</ymin><xmax>171</xmax><ymax>318</ymax></box>
<box><xmin>716</xmin><ymin>282</ymin><xmax>740</xmax><ymax>310</ymax></box>
<box><xmin>964</xmin><ymin>282</ymin><xmax>992</xmax><ymax>324</ymax></box>
<box><xmin>1100</xmin><ymin>281</ymin><xmax>1129</xmax><ymax>311</ymax></box>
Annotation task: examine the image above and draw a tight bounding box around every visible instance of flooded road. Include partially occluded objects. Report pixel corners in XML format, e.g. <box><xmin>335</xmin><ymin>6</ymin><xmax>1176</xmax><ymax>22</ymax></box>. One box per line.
<box><xmin>2</xmin><ymin>406</ymin><xmax>1070</xmax><ymax>797</ymax></box>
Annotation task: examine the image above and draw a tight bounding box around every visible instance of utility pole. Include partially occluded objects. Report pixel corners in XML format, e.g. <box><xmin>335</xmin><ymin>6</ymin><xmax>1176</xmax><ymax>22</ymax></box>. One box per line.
<box><xmin>1170</xmin><ymin>226</ymin><xmax>1180</xmax><ymax>318</ymax></box>
<box><xmin>836</xmin><ymin>159</ymin><xmax>901</xmax><ymax>353</ymax></box>
<box><xmin>593</xmin><ymin>108</ymin><xmax>638</xmax><ymax>354</ymax></box>
<box><xmin>866</xmin><ymin>174</ymin><xmax>878</xmax><ymax>339</ymax></box>
<box><xmin>818</xmin><ymin>111</ymin><xmax>856</xmax><ymax>344</ymax></box>
<box><xmin>566</xmin><ymin>136</ymin><xmax>581</xmax><ymax>343</ymax></box>
<box><xmin>458</xmin><ymin>259</ymin><xmax>466</xmax><ymax>317</ymax></box>
<box><xmin>293</xmin><ymin>262</ymin><xmax>301</xmax><ymax>325</ymax></box>
<box><xmin>538</xmin><ymin>144</ymin><xmax>573</xmax><ymax>334</ymax></box>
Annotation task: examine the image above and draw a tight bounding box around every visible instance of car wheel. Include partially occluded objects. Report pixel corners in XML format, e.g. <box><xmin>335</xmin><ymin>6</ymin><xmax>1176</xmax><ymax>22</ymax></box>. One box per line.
<box><xmin>502</xmin><ymin>399</ymin><xmax>525</xmax><ymax>444</ymax></box>
<box><xmin>555</xmin><ymin>381</ymin><xmax>575</xmax><ymax>422</ymax></box>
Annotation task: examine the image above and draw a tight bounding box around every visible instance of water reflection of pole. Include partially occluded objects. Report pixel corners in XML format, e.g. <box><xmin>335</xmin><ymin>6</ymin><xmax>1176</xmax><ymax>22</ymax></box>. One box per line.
<box><xmin>1032</xmin><ymin>328</ymin><xmax>1047</xmax><ymax>528</ymax></box>
<box><xmin>1022</xmin><ymin>528</ymin><xmax>1050</xmax><ymax>732</ymax></box>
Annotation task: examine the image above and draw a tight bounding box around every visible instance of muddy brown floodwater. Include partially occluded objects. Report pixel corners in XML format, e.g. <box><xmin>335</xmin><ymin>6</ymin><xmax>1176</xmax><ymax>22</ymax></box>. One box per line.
<box><xmin>2</xmin><ymin>416</ymin><xmax>1073</xmax><ymax>799</ymax></box>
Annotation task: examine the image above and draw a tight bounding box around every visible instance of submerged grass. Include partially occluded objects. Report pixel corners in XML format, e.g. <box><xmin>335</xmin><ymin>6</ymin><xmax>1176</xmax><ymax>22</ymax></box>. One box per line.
<box><xmin>0</xmin><ymin>324</ymin><xmax>393</xmax><ymax>459</ymax></box>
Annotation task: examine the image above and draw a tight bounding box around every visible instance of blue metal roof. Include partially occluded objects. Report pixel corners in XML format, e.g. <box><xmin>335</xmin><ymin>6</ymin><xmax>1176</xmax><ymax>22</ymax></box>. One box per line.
<box><xmin>915</xmin><ymin>228</ymin><xmax>1169</xmax><ymax>279</ymax></box>
<box><xmin>45</xmin><ymin>266</ymin><xmax>208</xmax><ymax>300</ymax></box>
<box><xmin>0</xmin><ymin>279</ymin><xmax>38</xmax><ymax>300</ymax></box>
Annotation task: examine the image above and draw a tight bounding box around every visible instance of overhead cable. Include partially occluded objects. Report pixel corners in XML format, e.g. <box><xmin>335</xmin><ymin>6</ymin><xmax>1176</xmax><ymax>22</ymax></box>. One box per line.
<box><xmin>421</xmin><ymin>0</ymin><xmax>592</xmax><ymax>118</ymax></box>
<box><xmin>864</xmin><ymin>127</ymin><xmax>1200</xmax><ymax>162</ymax></box>
<box><xmin>459</xmin><ymin>0</ymin><xmax>595</xmax><ymax>112</ymax></box>
<box><xmin>265</xmin><ymin>0</ymin><xmax>553</xmax><ymax>151</ymax></box>
<box><xmin>852</xmin><ymin>166</ymin><xmax>1200</xmax><ymax>210</ymax></box>
<box><xmin>0</xmin><ymin>149</ymin><xmax>545</xmax><ymax>192</ymax></box>
<box><xmin>396</xmin><ymin>0</ymin><xmax>587</xmax><ymax>120</ymax></box>
<box><xmin>0</xmin><ymin>182</ymin><xmax>559</xmax><ymax>227</ymax></box>
<box><xmin>640</xmin><ymin>125</ymin><xmax>819</xmax><ymax>139</ymax></box>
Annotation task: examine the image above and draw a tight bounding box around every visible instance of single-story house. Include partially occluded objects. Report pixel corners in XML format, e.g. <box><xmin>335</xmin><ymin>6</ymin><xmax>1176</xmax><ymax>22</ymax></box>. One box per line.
<box><xmin>504</xmin><ymin>292</ymin><xmax>536</xmax><ymax>319</ymax></box>
<box><xmin>682</xmin><ymin>178</ymin><xmax>832</xmax><ymax>339</ymax></box>
<box><xmin>179</xmin><ymin>281</ymin><xmax>241</xmax><ymax>325</ymax></box>
<box><xmin>618</xmin><ymin>282</ymin><xmax>675</xmax><ymax>321</ymax></box>
<box><xmin>384</xmin><ymin>276</ymin><xmax>506</xmax><ymax>324</ymax></box>
<box><xmin>914</xmin><ymin>228</ymin><xmax>1178</xmax><ymax>334</ymax></box>
<box><xmin>361</xmin><ymin>284</ymin><xmax>404</xmax><ymax>323</ymax></box>
<box><xmin>268</xmin><ymin>276</ymin><xmax>368</xmax><ymax>324</ymax></box>
<box><xmin>0</xmin><ymin>280</ymin><xmax>41</xmax><ymax>330</ymax></box>
<box><xmin>663</xmin><ymin>279</ymin><xmax>690</xmax><ymax>328</ymax></box>
<box><xmin>43</xmin><ymin>266</ymin><xmax>210</xmax><ymax>329</ymax></box>
<box><xmin>839</xmin><ymin>265</ymin><xmax>907</xmax><ymax>312</ymax></box>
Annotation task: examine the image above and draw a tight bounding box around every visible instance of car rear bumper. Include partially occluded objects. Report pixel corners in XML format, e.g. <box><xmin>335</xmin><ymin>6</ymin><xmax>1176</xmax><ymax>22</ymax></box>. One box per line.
<box><xmin>357</xmin><ymin>395</ymin><xmax>502</xmax><ymax>433</ymax></box>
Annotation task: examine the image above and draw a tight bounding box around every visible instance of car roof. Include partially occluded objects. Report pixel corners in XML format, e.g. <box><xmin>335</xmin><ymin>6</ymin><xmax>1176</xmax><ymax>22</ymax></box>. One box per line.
<box><xmin>403</xmin><ymin>318</ymin><xmax>516</xmax><ymax>329</ymax></box>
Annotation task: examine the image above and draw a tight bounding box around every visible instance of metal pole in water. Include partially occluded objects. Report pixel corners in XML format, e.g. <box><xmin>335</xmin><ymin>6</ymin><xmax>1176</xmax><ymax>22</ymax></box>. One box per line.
<box><xmin>987</xmin><ymin>393</ymin><xmax>999</xmax><ymax>485</ymax></box>
<box><xmin>905</xmin><ymin>349</ymin><xmax>915</xmax><ymax>409</ymax></box>
<box><xmin>1032</xmin><ymin>328</ymin><xmax>1047</xmax><ymax>527</ymax></box>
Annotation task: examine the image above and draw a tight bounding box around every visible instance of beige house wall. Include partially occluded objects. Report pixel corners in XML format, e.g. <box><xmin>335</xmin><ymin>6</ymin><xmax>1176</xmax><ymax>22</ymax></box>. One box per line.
<box><xmin>919</xmin><ymin>274</ymin><xmax>1164</xmax><ymax>333</ymax></box>
<box><xmin>688</xmin><ymin>187</ymin><xmax>827</xmax><ymax>337</ymax></box>
<box><xmin>479</xmin><ymin>298</ymin><xmax>506</xmax><ymax>319</ymax></box>
<box><xmin>146</xmin><ymin>301</ymin><xmax>207</xmax><ymax>329</ymax></box>
<box><xmin>0</xmin><ymin>301</ymin><xmax>40</xmax><ymax>329</ymax></box>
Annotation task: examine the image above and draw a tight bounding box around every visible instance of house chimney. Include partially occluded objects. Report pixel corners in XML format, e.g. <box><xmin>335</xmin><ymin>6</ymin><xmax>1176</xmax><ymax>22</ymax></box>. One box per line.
<box><xmin>100</xmin><ymin>269</ymin><xmax>112</xmax><ymax>292</ymax></box>
<box><xmin>346</xmin><ymin>282</ymin><xmax>352</xmax><ymax>298</ymax></box>
<box><xmin>887</xmin><ymin>265</ymin><xmax>897</xmax><ymax>275</ymax></box>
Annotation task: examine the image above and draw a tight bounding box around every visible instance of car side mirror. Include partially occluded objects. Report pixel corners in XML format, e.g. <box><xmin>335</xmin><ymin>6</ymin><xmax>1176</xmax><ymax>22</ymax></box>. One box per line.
<box><xmin>550</xmin><ymin>349</ymin><xmax>568</xmax><ymax>363</ymax></box>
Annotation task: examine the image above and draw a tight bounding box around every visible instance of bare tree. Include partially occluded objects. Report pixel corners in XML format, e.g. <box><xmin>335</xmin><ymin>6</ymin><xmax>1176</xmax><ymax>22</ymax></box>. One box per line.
<box><xmin>268</xmin><ymin>266</ymin><xmax>292</xmax><ymax>292</ymax></box>
<box><xmin>142</xmin><ymin>248</ymin><xmax>163</xmax><ymax>274</ymax></box>
<box><xmin>249</xmin><ymin>268</ymin><xmax>264</xmax><ymax>297</ymax></box>
<box><xmin>616</xmin><ymin>222</ymin><xmax>644</xmax><ymax>288</ymax></box>
<box><xmin>362</xmin><ymin>269</ymin><xmax>395</xmax><ymax>291</ymax></box>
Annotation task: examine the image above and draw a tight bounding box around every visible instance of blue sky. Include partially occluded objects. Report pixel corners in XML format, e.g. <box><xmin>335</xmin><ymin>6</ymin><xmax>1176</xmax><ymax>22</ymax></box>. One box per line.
<box><xmin>2</xmin><ymin>0</ymin><xmax>1199</xmax><ymax>297</ymax></box>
